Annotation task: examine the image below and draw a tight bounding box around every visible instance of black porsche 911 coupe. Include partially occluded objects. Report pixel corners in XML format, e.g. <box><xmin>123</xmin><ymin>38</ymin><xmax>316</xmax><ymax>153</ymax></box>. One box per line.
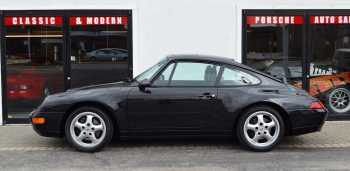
<box><xmin>30</xmin><ymin>54</ymin><xmax>328</xmax><ymax>152</ymax></box>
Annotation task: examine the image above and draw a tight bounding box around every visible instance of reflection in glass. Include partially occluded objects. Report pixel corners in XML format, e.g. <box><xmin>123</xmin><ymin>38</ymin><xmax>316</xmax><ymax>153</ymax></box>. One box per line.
<box><xmin>6</xmin><ymin>25</ymin><xmax>64</xmax><ymax>119</ymax></box>
<box><xmin>71</xmin><ymin>24</ymin><xmax>128</xmax><ymax>88</ymax></box>
<box><xmin>309</xmin><ymin>23</ymin><xmax>350</xmax><ymax>115</ymax></box>
<box><xmin>246</xmin><ymin>23</ymin><xmax>303</xmax><ymax>86</ymax></box>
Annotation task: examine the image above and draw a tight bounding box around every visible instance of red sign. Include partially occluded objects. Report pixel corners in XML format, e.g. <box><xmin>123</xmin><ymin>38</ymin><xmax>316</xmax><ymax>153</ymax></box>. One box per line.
<box><xmin>70</xmin><ymin>16</ymin><xmax>127</xmax><ymax>25</ymax></box>
<box><xmin>5</xmin><ymin>16</ymin><xmax>62</xmax><ymax>26</ymax></box>
<box><xmin>310</xmin><ymin>16</ymin><xmax>350</xmax><ymax>24</ymax></box>
<box><xmin>247</xmin><ymin>16</ymin><xmax>303</xmax><ymax>24</ymax></box>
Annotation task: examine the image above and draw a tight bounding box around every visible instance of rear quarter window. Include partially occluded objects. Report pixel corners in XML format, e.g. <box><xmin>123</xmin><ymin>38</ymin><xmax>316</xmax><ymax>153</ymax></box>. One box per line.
<box><xmin>220</xmin><ymin>66</ymin><xmax>261</xmax><ymax>86</ymax></box>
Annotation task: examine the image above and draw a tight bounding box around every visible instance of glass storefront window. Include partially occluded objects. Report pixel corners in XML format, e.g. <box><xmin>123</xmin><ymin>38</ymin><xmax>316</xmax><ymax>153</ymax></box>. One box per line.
<box><xmin>309</xmin><ymin>15</ymin><xmax>350</xmax><ymax>115</ymax></box>
<box><xmin>5</xmin><ymin>16</ymin><xmax>64</xmax><ymax>119</ymax></box>
<box><xmin>70</xmin><ymin>16</ymin><xmax>128</xmax><ymax>88</ymax></box>
<box><xmin>246</xmin><ymin>16</ymin><xmax>303</xmax><ymax>87</ymax></box>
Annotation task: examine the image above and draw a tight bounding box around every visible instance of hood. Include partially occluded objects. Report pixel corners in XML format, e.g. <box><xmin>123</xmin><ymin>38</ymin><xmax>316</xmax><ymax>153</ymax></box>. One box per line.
<box><xmin>67</xmin><ymin>81</ymin><xmax>126</xmax><ymax>92</ymax></box>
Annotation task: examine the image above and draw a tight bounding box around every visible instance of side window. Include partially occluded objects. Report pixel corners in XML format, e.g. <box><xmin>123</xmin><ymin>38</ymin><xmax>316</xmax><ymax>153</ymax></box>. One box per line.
<box><xmin>170</xmin><ymin>62</ymin><xmax>219</xmax><ymax>86</ymax></box>
<box><xmin>152</xmin><ymin>63</ymin><xmax>175</xmax><ymax>86</ymax></box>
<box><xmin>106</xmin><ymin>50</ymin><xmax>113</xmax><ymax>54</ymax></box>
<box><xmin>220</xmin><ymin>66</ymin><xmax>260</xmax><ymax>86</ymax></box>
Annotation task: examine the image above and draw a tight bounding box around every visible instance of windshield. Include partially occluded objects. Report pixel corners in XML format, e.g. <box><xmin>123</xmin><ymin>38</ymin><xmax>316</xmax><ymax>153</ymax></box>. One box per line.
<box><xmin>134</xmin><ymin>57</ymin><xmax>168</xmax><ymax>83</ymax></box>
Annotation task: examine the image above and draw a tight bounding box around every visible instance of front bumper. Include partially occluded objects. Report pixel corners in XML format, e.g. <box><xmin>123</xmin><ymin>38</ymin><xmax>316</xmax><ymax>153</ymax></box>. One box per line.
<box><xmin>29</xmin><ymin>109</ymin><xmax>65</xmax><ymax>138</ymax></box>
<box><xmin>287</xmin><ymin>108</ymin><xmax>328</xmax><ymax>135</ymax></box>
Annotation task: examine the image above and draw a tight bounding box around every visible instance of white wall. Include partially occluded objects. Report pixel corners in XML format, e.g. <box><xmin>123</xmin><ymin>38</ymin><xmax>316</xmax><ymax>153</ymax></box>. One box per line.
<box><xmin>2</xmin><ymin>0</ymin><xmax>350</xmax><ymax>124</ymax></box>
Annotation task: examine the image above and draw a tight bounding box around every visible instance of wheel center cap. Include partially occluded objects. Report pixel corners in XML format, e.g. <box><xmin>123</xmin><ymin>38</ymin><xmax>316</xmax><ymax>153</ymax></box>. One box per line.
<box><xmin>86</xmin><ymin>128</ymin><xmax>90</xmax><ymax>132</ymax></box>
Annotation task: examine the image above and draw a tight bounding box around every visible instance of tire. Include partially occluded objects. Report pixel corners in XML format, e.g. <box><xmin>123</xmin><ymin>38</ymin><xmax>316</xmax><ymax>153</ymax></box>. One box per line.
<box><xmin>236</xmin><ymin>106</ymin><xmax>284</xmax><ymax>152</ymax></box>
<box><xmin>65</xmin><ymin>106</ymin><xmax>113</xmax><ymax>152</ymax></box>
<box><xmin>42</xmin><ymin>85</ymin><xmax>50</xmax><ymax>98</ymax></box>
<box><xmin>90</xmin><ymin>57</ymin><xmax>97</xmax><ymax>60</ymax></box>
<box><xmin>324</xmin><ymin>86</ymin><xmax>350</xmax><ymax>114</ymax></box>
<box><xmin>38</xmin><ymin>84</ymin><xmax>49</xmax><ymax>105</ymax></box>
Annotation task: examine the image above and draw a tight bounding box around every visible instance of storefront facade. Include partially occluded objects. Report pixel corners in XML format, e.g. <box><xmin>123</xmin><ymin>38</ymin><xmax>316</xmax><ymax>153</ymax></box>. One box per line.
<box><xmin>241</xmin><ymin>8</ymin><xmax>350</xmax><ymax>121</ymax></box>
<box><xmin>1</xmin><ymin>1</ymin><xmax>350</xmax><ymax>125</ymax></box>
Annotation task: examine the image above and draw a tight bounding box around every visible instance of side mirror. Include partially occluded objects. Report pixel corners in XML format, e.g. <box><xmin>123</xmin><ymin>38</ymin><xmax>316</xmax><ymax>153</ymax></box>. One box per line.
<box><xmin>124</xmin><ymin>77</ymin><xmax>132</xmax><ymax>83</ymax></box>
<box><xmin>138</xmin><ymin>78</ymin><xmax>151</xmax><ymax>92</ymax></box>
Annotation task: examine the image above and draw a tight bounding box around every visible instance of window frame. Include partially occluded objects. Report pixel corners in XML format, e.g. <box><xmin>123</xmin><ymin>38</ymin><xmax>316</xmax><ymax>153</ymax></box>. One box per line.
<box><xmin>151</xmin><ymin>61</ymin><xmax>222</xmax><ymax>87</ymax></box>
<box><xmin>218</xmin><ymin>65</ymin><xmax>262</xmax><ymax>87</ymax></box>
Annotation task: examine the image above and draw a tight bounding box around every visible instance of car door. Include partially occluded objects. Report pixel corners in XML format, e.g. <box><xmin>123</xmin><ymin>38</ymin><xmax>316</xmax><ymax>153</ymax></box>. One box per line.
<box><xmin>113</xmin><ymin>50</ymin><xmax>128</xmax><ymax>60</ymax></box>
<box><xmin>127</xmin><ymin>61</ymin><xmax>220</xmax><ymax>130</ymax></box>
<box><xmin>105</xmin><ymin>50</ymin><xmax>117</xmax><ymax>61</ymax></box>
<box><xmin>95</xmin><ymin>50</ymin><xmax>107</xmax><ymax>60</ymax></box>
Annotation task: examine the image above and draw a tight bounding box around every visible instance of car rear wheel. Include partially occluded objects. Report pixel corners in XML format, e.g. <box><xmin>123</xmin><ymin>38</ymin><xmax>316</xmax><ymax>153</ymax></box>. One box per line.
<box><xmin>325</xmin><ymin>86</ymin><xmax>350</xmax><ymax>114</ymax></box>
<box><xmin>90</xmin><ymin>57</ymin><xmax>97</xmax><ymax>60</ymax></box>
<box><xmin>237</xmin><ymin>106</ymin><xmax>284</xmax><ymax>152</ymax></box>
<box><xmin>65</xmin><ymin>106</ymin><xmax>113</xmax><ymax>152</ymax></box>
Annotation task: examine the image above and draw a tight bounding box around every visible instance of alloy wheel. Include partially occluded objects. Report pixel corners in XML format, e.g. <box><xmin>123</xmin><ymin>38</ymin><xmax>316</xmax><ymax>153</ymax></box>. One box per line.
<box><xmin>69</xmin><ymin>112</ymin><xmax>106</xmax><ymax>148</ymax></box>
<box><xmin>243</xmin><ymin>111</ymin><xmax>280</xmax><ymax>148</ymax></box>
<box><xmin>329</xmin><ymin>88</ymin><xmax>350</xmax><ymax>113</ymax></box>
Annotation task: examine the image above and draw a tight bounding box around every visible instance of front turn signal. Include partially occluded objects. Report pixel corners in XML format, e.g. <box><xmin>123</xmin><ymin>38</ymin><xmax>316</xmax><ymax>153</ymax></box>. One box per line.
<box><xmin>310</xmin><ymin>101</ymin><xmax>325</xmax><ymax>109</ymax></box>
<box><xmin>32</xmin><ymin>118</ymin><xmax>45</xmax><ymax>124</ymax></box>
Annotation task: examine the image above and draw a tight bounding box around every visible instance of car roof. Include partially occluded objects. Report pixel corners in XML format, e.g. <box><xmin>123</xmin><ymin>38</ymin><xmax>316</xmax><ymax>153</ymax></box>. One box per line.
<box><xmin>166</xmin><ymin>54</ymin><xmax>282</xmax><ymax>83</ymax></box>
<box><xmin>166</xmin><ymin>54</ymin><xmax>257</xmax><ymax>70</ymax></box>
<box><xmin>166</xmin><ymin>54</ymin><xmax>235</xmax><ymax>63</ymax></box>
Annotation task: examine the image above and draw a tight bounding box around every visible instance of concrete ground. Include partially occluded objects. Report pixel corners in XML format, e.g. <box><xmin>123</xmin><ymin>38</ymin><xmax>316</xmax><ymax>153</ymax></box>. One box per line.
<box><xmin>0</xmin><ymin>121</ymin><xmax>349</xmax><ymax>151</ymax></box>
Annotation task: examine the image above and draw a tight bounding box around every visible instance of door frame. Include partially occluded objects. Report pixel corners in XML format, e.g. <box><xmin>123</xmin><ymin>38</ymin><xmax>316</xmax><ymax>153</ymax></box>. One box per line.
<box><xmin>1</xmin><ymin>10</ymin><xmax>66</xmax><ymax>124</ymax></box>
<box><xmin>1</xmin><ymin>10</ymin><xmax>4</xmax><ymax>125</ymax></box>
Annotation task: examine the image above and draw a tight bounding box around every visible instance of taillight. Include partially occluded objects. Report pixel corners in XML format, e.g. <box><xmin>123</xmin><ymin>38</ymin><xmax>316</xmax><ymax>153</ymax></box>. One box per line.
<box><xmin>8</xmin><ymin>85</ymin><xmax>19</xmax><ymax>90</ymax></box>
<box><xmin>20</xmin><ymin>84</ymin><xmax>34</xmax><ymax>90</ymax></box>
<box><xmin>310</xmin><ymin>101</ymin><xmax>325</xmax><ymax>109</ymax></box>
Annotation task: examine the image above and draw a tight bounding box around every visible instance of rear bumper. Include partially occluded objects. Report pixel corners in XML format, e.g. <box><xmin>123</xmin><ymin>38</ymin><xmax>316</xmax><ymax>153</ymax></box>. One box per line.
<box><xmin>8</xmin><ymin>89</ymin><xmax>42</xmax><ymax>100</ymax></box>
<box><xmin>286</xmin><ymin>108</ymin><xmax>328</xmax><ymax>136</ymax></box>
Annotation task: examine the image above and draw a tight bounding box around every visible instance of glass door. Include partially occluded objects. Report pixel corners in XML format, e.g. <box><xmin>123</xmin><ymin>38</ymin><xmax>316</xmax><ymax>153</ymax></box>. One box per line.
<box><xmin>244</xmin><ymin>12</ymin><xmax>306</xmax><ymax>89</ymax></box>
<box><xmin>67</xmin><ymin>11</ymin><xmax>131</xmax><ymax>89</ymax></box>
<box><xmin>3</xmin><ymin>12</ymin><xmax>65</xmax><ymax>123</ymax></box>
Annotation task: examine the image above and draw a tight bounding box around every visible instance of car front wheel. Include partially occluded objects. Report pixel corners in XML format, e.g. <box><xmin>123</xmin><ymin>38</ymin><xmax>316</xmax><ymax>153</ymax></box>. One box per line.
<box><xmin>237</xmin><ymin>106</ymin><xmax>284</xmax><ymax>152</ymax></box>
<box><xmin>65</xmin><ymin>106</ymin><xmax>113</xmax><ymax>152</ymax></box>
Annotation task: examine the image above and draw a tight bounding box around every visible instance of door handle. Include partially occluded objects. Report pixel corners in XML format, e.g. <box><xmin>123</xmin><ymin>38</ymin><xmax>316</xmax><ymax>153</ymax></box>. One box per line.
<box><xmin>198</xmin><ymin>93</ymin><xmax>216</xmax><ymax>99</ymax></box>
